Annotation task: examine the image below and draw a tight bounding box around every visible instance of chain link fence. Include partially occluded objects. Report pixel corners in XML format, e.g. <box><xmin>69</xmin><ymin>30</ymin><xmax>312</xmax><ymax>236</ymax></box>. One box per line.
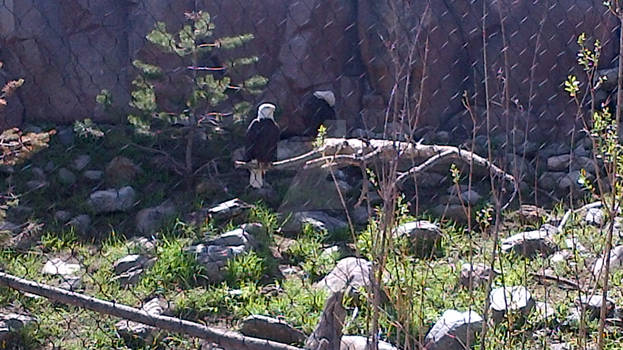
<box><xmin>0</xmin><ymin>0</ymin><xmax>622</xmax><ymax>349</ymax></box>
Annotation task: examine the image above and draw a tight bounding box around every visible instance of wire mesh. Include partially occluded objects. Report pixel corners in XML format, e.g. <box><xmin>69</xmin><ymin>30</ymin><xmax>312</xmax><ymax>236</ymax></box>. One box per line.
<box><xmin>0</xmin><ymin>0</ymin><xmax>621</xmax><ymax>349</ymax></box>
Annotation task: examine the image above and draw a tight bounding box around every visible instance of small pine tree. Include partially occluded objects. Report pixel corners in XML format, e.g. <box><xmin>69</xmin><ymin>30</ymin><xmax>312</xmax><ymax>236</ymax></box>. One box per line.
<box><xmin>0</xmin><ymin>61</ymin><xmax>54</xmax><ymax>166</ymax></box>
<box><xmin>128</xmin><ymin>11</ymin><xmax>267</xmax><ymax>178</ymax></box>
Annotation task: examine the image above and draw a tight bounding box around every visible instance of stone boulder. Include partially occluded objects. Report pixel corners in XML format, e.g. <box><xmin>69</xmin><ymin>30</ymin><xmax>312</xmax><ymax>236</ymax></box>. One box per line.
<box><xmin>424</xmin><ymin>310</ymin><xmax>483</xmax><ymax>350</ymax></box>
<box><xmin>281</xmin><ymin>211</ymin><xmax>348</xmax><ymax>235</ymax></box>
<box><xmin>315</xmin><ymin>257</ymin><xmax>372</xmax><ymax>296</ymax></box>
<box><xmin>489</xmin><ymin>286</ymin><xmax>535</xmax><ymax>323</ymax></box>
<box><xmin>239</xmin><ymin>315</ymin><xmax>306</xmax><ymax>345</ymax></box>
<box><xmin>186</xmin><ymin>223</ymin><xmax>262</xmax><ymax>282</ymax></box>
<box><xmin>394</xmin><ymin>220</ymin><xmax>443</xmax><ymax>258</ymax></box>
<box><xmin>88</xmin><ymin>186</ymin><xmax>136</xmax><ymax>214</ymax></box>
<box><xmin>0</xmin><ymin>312</ymin><xmax>36</xmax><ymax>342</ymax></box>
<box><xmin>501</xmin><ymin>226</ymin><xmax>559</xmax><ymax>258</ymax></box>
<box><xmin>136</xmin><ymin>200</ymin><xmax>176</xmax><ymax>234</ymax></box>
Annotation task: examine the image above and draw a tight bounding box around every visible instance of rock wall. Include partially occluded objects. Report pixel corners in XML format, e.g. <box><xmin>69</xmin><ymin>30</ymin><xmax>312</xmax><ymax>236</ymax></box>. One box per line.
<box><xmin>0</xmin><ymin>0</ymin><xmax>618</xmax><ymax>142</ymax></box>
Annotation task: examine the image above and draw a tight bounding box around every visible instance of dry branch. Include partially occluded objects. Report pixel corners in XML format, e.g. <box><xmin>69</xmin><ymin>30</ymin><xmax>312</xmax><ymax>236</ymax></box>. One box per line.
<box><xmin>235</xmin><ymin>138</ymin><xmax>515</xmax><ymax>185</ymax></box>
<box><xmin>0</xmin><ymin>271</ymin><xmax>303</xmax><ymax>350</ymax></box>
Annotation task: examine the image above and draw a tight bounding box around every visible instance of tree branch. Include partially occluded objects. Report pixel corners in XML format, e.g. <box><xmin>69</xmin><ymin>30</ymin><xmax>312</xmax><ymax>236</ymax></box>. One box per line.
<box><xmin>235</xmin><ymin>138</ymin><xmax>515</xmax><ymax>186</ymax></box>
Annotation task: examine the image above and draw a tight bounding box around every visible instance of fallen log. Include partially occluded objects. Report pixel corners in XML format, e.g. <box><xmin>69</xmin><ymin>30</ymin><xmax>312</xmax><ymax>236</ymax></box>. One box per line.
<box><xmin>0</xmin><ymin>271</ymin><xmax>303</xmax><ymax>350</ymax></box>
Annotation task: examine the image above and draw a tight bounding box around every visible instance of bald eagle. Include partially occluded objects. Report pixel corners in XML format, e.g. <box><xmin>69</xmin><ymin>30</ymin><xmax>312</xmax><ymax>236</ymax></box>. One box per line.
<box><xmin>245</xmin><ymin>103</ymin><xmax>280</xmax><ymax>188</ymax></box>
<box><xmin>301</xmin><ymin>90</ymin><xmax>336</xmax><ymax>137</ymax></box>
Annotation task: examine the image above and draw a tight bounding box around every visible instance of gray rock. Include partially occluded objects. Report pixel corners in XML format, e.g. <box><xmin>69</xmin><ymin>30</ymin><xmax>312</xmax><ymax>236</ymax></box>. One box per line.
<box><xmin>576</xmin><ymin>295</ymin><xmax>616</xmax><ymax>320</ymax></box>
<box><xmin>593</xmin><ymin>245</ymin><xmax>623</xmax><ymax>277</ymax></box>
<box><xmin>489</xmin><ymin>286</ymin><xmax>535</xmax><ymax>322</ymax></box>
<box><xmin>72</xmin><ymin>154</ymin><xmax>91</xmax><ymax>171</ymax></box>
<box><xmin>113</xmin><ymin>268</ymin><xmax>145</xmax><ymax>286</ymax></box>
<box><xmin>0</xmin><ymin>312</ymin><xmax>36</xmax><ymax>342</ymax></box>
<box><xmin>351</xmin><ymin>206</ymin><xmax>370</xmax><ymax>226</ymax></box>
<box><xmin>57</xmin><ymin>127</ymin><xmax>74</xmax><ymax>146</ymax></box>
<box><xmin>432</xmin><ymin>204</ymin><xmax>468</xmax><ymax>223</ymax></box>
<box><xmin>44</xmin><ymin>161</ymin><xmax>55</xmax><ymax>173</ymax></box>
<box><xmin>240</xmin><ymin>315</ymin><xmax>306</xmax><ymax>345</ymax></box>
<box><xmin>126</xmin><ymin>237</ymin><xmax>157</xmax><ymax>254</ymax></box>
<box><xmin>83</xmin><ymin>170</ymin><xmax>103</xmax><ymax>181</ymax></box>
<box><xmin>57</xmin><ymin>167</ymin><xmax>77</xmax><ymax>185</ymax></box>
<box><xmin>0</xmin><ymin>221</ymin><xmax>20</xmax><ymax>234</ymax></box>
<box><xmin>538</xmin><ymin>172</ymin><xmax>565</xmax><ymax>191</ymax></box>
<box><xmin>534</xmin><ymin>301</ymin><xmax>556</xmax><ymax>326</ymax></box>
<box><xmin>7</xmin><ymin>205</ymin><xmax>33</xmax><ymax>222</ymax></box>
<box><xmin>114</xmin><ymin>254</ymin><xmax>149</xmax><ymax>275</ymax></box>
<box><xmin>447</xmin><ymin>185</ymin><xmax>470</xmax><ymax>196</ymax></box>
<box><xmin>417</xmin><ymin>172</ymin><xmax>446</xmax><ymax>188</ymax></box>
<box><xmin>30</xmin><ymin>167</ymin><xmax>45</xmax><ymax>180</ymax></box>
<box><xmin>66</xmin><ymin>215</ymin><xmax>91</xmax><ymax>234</ymax></box>
<box><xmin>572</xmin><ymin>156</ymin><xmax>594</xmax><ymax>172</ymax></box>
<box><xmin>585</xmin><ymin>208</ymin><xmax>605</xmax><ymax>226</ymax></box>
<box><xmin>207</xmin><ymin>225</ymin><xmax>260</xmax><ymax>249</ymax></box>
<box><xmin>88</xmin><ymin>186</ymin><xmax>136</xmax><ymax>214</ymax></box>
<box><xmin>459</xmin><ymin>263</ymin><xmax>496</xmax><ymax>288</ymax></box>
<box><xmin>116</xmin><ymin>298</ymin><xmax>168</xmax><ymax>342</ymax></box>
<box><xmin>207</xmin><ymin>198</ymin><xmax>252</xmax><ymax>222</ymax></box>
<box><xmin>58</xmin><ymin>276</ymin><xmax>83</xmax><ymax>291</ymax></box>
<box><xmin>460</xmin><ymin>190</ymin><xmax>482</xmax><ymax>205</ymax></box>
<box><xmin>315</xmin><ymin>257</ymin><xmax>371</xmax><ymax>295</ymax></box>
<box><xmin>395</xmin><ymin>220</ymin><xmax>442</xmax><ymax>257</ymax></box>
<box><xmin>136</xmin><ymin>200</ymin><xmax>176</xmax><ymax>234</ymax></box>
<box><xmin>105</xmin><ymin>156</ymin><xmax>141</xmax><ymax>185</ymax></box>
<box><xmin>42</xmin><ymin>258</ymin><xmax>80</xmax><ymax>276</ymax></box>
<box><xmin>515</xmin><ymin>140</ymin><xmax>539</xmax><ymax>156</ymax></box>
<box><xmin>187</xmin><ymin>224</ymin><xmax>263</xmax><ymax>282</ymax></box>
<box><xmin>424</xmin><ymin>310</ymin><xmax>483</xmax><ymax>350</ymax></box>
<box><xmin>112</xmin><ymin>254</ymin><xmax>155</xmax><ymax>286</ymax></box>
<box><xmin>282</xmin><ymin>211</ymin><xmax>348</xmax><ymax>234</ymax></box>
<box><xmin>559</xmin><ymin>170</ymin><xmax>591</xmax><ymax>192</ymax></box>
<box><xmin>501</xmin><ymin>227</ymin><xmax>558</xmax><ymax>258</ymax></box>
<box><xmin>53</xmin><ymin>211</ymin><xmax>72</xmax><ymax>223</ymax></box>
<box><xmin>340</xmin><ymin>336</ymin><xmax>398</xmax><ymax>350</ymax></box>
<box><xmin>547</xmin><ymin>154</ymin><xmax>571</xmax><ymax>171</ymax></box>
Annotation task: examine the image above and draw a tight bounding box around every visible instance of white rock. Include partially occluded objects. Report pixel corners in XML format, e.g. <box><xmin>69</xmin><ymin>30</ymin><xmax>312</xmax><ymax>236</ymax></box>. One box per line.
<box><xmin>315</xmin><ymin>257</ymin><xmax>372</xmax><ymax>295</ymax></box>
<box><xmin>424</xmin><ymin>310</ymin><xmax>483</xmax><ymax>350</ymax></box>
<box><xmin>42</xmin><ymin>258</ymin><xmax>80</xmax><ymax>276</ymax></box>
<box><xmin>489</xmin><ymin>286</ymin><xmax>534</xmax><ymax>322</ymax></box>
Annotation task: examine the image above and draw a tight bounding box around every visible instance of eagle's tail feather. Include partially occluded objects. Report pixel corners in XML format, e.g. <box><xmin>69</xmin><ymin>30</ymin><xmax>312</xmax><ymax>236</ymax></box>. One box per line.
<box><xmin>249</xmin><ymin>168</ymin><xmax>264</xmax><ymax>189</ymax></box>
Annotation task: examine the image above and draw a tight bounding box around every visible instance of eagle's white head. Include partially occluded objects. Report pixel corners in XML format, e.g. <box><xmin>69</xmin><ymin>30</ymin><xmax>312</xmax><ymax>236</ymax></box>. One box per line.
<box><xmin>313</xmin><ymin>90</ymin><xmax>336</xmax><ymax>107</ymax></box>
<box><xmin>257</xmin><ymin>103</ymin><xmax>276</xmax><ymax>120</ymax></box>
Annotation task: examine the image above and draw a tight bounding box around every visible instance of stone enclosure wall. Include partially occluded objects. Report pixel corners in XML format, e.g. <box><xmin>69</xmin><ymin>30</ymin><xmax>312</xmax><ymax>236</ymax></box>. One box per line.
<box><xmin>0</xmin><ymin>0</ymin><xmax>618</xmax><ymax>142</ymax></box>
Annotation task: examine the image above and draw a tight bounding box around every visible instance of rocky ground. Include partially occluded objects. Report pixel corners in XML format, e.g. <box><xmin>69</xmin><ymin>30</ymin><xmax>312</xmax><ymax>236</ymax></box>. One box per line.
<box><xmin>1</xmin><ymin>123</ymin><xmax>622</xmax><ymax>350</ymax></box>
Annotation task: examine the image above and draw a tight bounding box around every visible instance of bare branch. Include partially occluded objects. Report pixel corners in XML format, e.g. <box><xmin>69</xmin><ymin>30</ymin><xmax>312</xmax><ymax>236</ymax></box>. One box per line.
<box><xmin>235</xmin><ymin>138</ymin><xmax>515</xmax><ymax>186</ymax></box>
